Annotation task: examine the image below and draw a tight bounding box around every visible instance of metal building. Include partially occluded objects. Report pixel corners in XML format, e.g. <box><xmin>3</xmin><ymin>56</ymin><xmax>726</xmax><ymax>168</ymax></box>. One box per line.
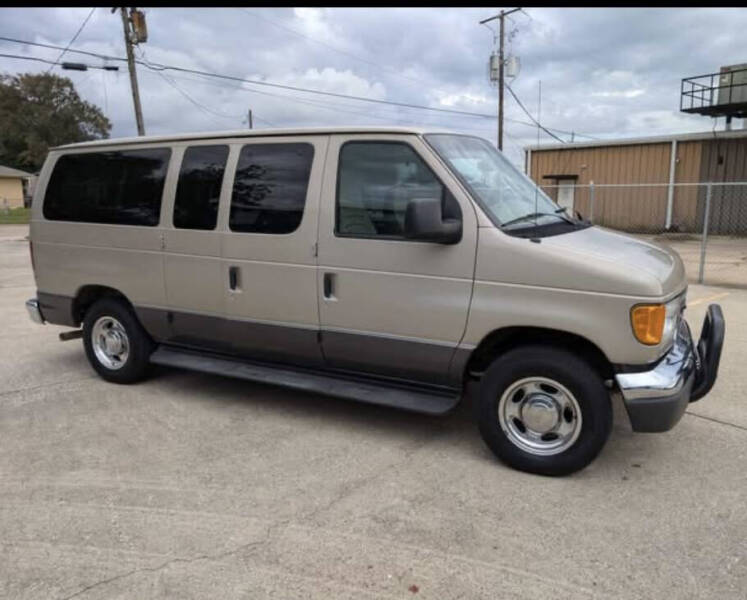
<box><xmin>524</xmin><ymin>129</ymin><xmax>747</xmax><ymax>234</ymax></box>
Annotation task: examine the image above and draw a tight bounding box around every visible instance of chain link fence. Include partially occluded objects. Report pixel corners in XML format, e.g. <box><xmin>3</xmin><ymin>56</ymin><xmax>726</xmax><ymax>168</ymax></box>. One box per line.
<box><xmin>539</xmin><ymin>182</ymin><xmax>747</xmax><ymax>288</ymax></box>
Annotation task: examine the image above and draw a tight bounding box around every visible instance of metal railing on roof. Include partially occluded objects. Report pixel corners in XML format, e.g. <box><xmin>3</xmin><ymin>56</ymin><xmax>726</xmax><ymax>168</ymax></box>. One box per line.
<box><xmin>681</xmin><ymin>67</ymin><xmax>747</xmax><ymax>118</ymax></box>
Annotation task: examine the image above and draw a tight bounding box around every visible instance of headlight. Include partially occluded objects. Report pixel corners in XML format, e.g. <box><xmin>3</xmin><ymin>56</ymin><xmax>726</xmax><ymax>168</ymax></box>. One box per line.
<box><xmin>631</xmin><ymin>295</ymin><xmax>684</xmax><ymax>346</ymax></box>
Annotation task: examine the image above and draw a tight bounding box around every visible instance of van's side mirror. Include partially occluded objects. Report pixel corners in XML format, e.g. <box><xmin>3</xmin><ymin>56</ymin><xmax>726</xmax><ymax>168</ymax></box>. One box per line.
<box><xmin>404</xmin><ymin>197</ymin><xmax>462</xmax><ymax>244</ymax></box>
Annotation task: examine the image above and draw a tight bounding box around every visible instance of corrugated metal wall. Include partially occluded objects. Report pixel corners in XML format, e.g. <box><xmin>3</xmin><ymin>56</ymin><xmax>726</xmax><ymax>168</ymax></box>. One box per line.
<box><xmin>530</xmin><ymin>141</ymin><xmax>705</xmax><ymax>232</ymax></box>
<box><xmin>531</xmin><ymin>143</ymin><xmax>669</xmax><ymax>230</ymax></box>
<box><xmin>530</xmin><ymin>136</ymin><xmax>747</xmax><ymax>233</ymax></box>
<box><xmin>698</xmin><ymin>138</ymin><xmax>747</xmax><ymax>234</ymax></box>
<box><xmin>672</xmin><ymin>141</ymin><xmax>702</xmax><ymax>232</ymax></box>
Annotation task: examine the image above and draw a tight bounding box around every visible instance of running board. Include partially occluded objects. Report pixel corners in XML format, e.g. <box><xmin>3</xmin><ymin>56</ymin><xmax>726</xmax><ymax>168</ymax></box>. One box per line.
<box><xmin>150</xmin><ymin>346</ymin><xmax>461</xmax><ymax>415</ymax></box>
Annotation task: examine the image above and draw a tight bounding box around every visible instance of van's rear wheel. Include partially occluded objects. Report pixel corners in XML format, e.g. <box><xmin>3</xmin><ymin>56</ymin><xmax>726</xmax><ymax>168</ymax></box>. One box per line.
<box><xmin>82</xmin><ymin>298</ymin><xmax>153</xmax><ymax>384</ymax></box>
<box><xmin>477</xmin><ymin>346</ymin><xmax>612</xmax><ymax>476</ymax></box>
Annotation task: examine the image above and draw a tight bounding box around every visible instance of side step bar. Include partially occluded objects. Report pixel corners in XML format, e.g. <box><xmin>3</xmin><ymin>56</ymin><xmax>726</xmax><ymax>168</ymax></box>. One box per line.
<box><xmin>150</xmin><ymin>346</ymin><xmax>461</xmax><ymax>415</ymax></box>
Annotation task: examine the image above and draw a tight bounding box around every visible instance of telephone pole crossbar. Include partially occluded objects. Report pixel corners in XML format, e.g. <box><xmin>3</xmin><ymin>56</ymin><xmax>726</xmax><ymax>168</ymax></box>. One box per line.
<box><xmin>480</xmin><ymin>7</ymin><xmax>521</xmax><ymax>151</ymax></box>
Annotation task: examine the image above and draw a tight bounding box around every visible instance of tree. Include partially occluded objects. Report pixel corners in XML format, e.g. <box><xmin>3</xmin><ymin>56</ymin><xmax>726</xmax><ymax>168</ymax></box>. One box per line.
<box><xmin>0</xmin><ymin>72</ymin><xmax>111</xmax><ymax>172</ymax></box>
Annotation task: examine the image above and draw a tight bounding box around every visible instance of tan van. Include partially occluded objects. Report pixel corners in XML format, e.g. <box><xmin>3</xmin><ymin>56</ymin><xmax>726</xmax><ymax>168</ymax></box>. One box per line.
<box><xmin>26</xmin><ymin>127</ymin><xmax>724</xmax><ymax>475</ymax></box>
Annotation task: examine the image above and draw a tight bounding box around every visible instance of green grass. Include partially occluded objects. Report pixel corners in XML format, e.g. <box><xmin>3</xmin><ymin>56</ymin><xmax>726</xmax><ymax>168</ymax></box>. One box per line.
<box><xmin>0</xmin><ymin>207</ymin><xmax>31</xmax><ymax>224</ymax></box>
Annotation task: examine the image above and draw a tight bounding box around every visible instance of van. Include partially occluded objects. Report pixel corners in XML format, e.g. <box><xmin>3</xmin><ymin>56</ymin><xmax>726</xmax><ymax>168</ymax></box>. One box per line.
<box><xmin>25</xmin><ymin>127</ymin><xmax>724</xmax><ymax>475</ymax></box>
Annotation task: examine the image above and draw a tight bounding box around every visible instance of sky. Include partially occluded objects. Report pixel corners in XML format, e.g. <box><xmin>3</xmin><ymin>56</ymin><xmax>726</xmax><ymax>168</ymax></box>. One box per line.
<box><xmin>1</xmin><ymin>7</ymin><xmax>746</xmax><ymax>169</ymax></box>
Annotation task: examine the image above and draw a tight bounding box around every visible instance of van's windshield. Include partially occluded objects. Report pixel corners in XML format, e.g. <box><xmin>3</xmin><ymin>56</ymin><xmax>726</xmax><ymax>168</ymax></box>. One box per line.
<box><xmin>425</xmin><ymin>134</ymin><xmax>580</xmax><ymax>232</ymax></box>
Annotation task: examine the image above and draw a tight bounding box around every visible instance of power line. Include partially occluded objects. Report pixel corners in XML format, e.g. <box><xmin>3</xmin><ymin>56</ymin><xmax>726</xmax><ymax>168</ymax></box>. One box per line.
<box><xmin>0</xmin><ymin>36</ymin><xmax>120</xmax><ymax>62</ymax></box>
<box><xmin>505</xmin><ymin>83</ymin><xmax>566</xmax><ymax>143</ymax></box>
<box><xmin>144</xmin><ymin>68</ymin><xmax>499</xmax><ymax>133</ymax></box>
<box><xmin>148</xmin><ymin>66</ymin><xmax>452</xmax><ymax>132</ymax></box>
<box><xmin>137</xmin><ymin>47</ymin><xmax>244</xmax><ymax>121</ymax></box>
<box><xmin>46</xmin><ymin>7</ymin><xmax>96</xmax><ymax>74</ymax></box>
<box><xmin>140</xmin><ymin>68</ymin><xmax>274</xmax><ymax>128</ymax></box>
<box><xmin>140</xmin><ymin>62</ymin><xmax>504</xmax><ymax>120</ymax></box>
<box><xmin>0</xmin><ymin>35</ymin><xmax>598</xmax><ymax>140</ymax></box>
<box><xmin>252</xmin><ymin>114</ymin><xmax>276</xmax><ymax>127</ymax></box>
<box><xmin>0</xmin><ymin>53</ymin><xmax>115</xmax><ymax>70</ymax></box>
<box><xmin>4</xmin><ymin>33</ymin><xmax>448</xmax><ymax>117</ymax></box>
<box><xmin>0</xmin><ymin>35</ymin><xmax>501</xmax><ymax>119</ymax></box>
<box><xmin>149</xmin><ymin>70</ymin><xmax>243</xmax><ymax>123</ymax></box>
<box><xmin>1</xmin><ymin>53</ymin><xmax>61</xmax><ymax>67</ymax></box>
<box><xmin>0</xmin><ymin>48</ymin><xmax>506</xmax><ymax>150</ymax></box>
<box><xmin>238</xmin><ymin>8</ymin><xmax>445</xmax><ymax>93</ymax></box>
<box><xmin>506</xmin><ymin>82</ymin><xmax>600</xmax><ymax>142</ymax></box>
<box><xmin>125</xmin><ymin>58</ymin><xmax>596</xmax><ymax>138</ymax></box>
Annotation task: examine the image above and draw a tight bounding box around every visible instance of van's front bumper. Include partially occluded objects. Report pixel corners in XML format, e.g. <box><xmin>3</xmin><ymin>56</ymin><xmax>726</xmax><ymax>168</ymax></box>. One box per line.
<box><xmin>25</xmin><ymin>298</ymin><xmax>45</xmax><ymax>324</ymax></box>
<box><xmin>615</xmin><ymin>304</ymin><xmax>725</xmax><ymax>433</ymax></box>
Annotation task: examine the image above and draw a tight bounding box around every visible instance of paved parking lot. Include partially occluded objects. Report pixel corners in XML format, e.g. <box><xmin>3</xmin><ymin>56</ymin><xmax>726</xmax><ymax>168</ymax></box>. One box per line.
<box><xmin>641</xmin><ymin>233</ymin><xmax>747</xmax><ymax>289</ymax></box>
<box><xmin>1</xmin><ymin>223</ymin><xmax>745</xmax><ymax>599</ymax></box>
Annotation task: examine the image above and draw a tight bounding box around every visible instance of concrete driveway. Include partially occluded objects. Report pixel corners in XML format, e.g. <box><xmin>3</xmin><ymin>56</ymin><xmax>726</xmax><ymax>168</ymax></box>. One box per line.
<box><xmin>1</xmin><ymin>224</ymin><xmax>745</xmax><ymax>599</ymax></box>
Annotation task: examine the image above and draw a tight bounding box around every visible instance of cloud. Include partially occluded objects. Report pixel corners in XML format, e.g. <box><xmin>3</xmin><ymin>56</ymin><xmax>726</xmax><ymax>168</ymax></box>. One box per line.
<box><xmin>591</xmin><ymin>90</ymin><xmax>646</xmax><ymax>99</ymax></box>
<box><xmin>1</xmin><ymin>7</ymin><xmax>746</xmax><ymax>168</ymax></box>
<box><xmin>437</xmin><ymin>93</ymin><xmax>491</xmax><ymax>108</ymax></box>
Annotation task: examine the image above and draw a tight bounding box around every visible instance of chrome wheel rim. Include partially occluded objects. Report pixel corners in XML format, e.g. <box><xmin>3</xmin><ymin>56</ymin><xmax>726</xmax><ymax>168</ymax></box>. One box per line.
<box><xmin>498</xmin><ymin>377</ymin><xmax>582</xmax><ymax>456</ymax></box>
<box><xmin>91</xmin><ymin>316</ymin><xmax>129</xmax><ymax>370</ymax></box>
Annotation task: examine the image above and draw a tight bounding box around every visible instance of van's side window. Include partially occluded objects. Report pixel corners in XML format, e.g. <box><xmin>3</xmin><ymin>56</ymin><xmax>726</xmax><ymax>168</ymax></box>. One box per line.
<box><xmin>336</xmin><ymin>142</ymin><xmax>459</xmax><ymax>239</ymax></box>
<box><xmin>229</xmin><ymin>143</ymin><xmax>314</xmax><ymax>234</ymax></box>
<box><xmin>173</xmin><ymin>145</ymin><xmax>229</xmax><ymax>230</ymax></box>
<box><xmin>43</xmin><ymin>148</ymin><xmax>171</xmax><ymax>226</ymax></box>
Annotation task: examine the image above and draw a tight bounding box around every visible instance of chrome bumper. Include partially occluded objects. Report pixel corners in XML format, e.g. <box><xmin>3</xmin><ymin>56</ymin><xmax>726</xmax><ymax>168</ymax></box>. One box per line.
<box><xmin>615</xmin><ymin>305</ymin><xmax>724</xmax><ymax>432</ymax></box>
<box><xmin>617</xmin><ymin>320</ymin><xmax>695</xmax><ymax>402</ymax></box>
<box><xmin>25</xmin><ymin>298</ymin><xmax>45</xmax><ymax>324</ymax></box>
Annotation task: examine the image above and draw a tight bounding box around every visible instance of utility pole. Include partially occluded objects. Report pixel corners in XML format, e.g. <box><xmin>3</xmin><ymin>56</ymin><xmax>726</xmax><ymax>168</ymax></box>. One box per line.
<box><xmin>480</xmin><ymin>7</ymin><xmax>521</xmax><ymax>151</ymax></box>
<box><xmin>115</xmin><ymin>7</ymin><xmax>146</xmax><ymax>136</ymax></box>
<box><xmin>248</xmin><ymin>109</ymin><xmax>253</xmax><ymax>129</ymax></box>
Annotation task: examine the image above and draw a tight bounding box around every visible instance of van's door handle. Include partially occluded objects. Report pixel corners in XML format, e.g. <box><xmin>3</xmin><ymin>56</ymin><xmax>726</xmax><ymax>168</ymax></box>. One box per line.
<box><xmin>323</xmin><ymin>272</ymin><xmax>335</xmax><ymax>299</ymax></box>
<box><xmin>229</xmin><ymin>266</ymin><xmax>239</xmax><ymax>291</ymax></box>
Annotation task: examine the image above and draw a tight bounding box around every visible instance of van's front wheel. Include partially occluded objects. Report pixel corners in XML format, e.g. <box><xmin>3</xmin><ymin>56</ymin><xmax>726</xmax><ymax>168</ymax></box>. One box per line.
<box><xmin>477</xmin><ymin>346</ymin><xmax>612</xmax><ymax>476</ymax></box>
<box><xmin>82</xmin><ymin>298</ymin><xmax>153</xmax><ymax>384</ymax></box>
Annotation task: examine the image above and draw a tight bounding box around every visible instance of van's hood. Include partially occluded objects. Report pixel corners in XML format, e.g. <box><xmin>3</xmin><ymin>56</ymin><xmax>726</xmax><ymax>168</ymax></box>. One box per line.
<box><xmin>478</xmin><ymin>225</ymin><xmax>687</xmax><ymax>298</ymax></box>
<box><xmin>543</xmin><ymin>226</ymin><xmax>685</xmax><ymax>296</ymax></box>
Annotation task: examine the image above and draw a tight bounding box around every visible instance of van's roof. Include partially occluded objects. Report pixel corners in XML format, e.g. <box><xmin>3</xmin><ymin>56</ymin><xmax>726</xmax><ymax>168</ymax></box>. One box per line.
<box><xmin>55</xmin><ymin>126</ymin><xmax>463</xmax><ymax>150</ymax></box>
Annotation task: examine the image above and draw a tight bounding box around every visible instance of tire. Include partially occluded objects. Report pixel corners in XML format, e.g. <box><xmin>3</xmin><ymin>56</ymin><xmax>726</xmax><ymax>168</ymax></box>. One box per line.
<box><xmin>476</xmin><ymin>345</ymin><xmax>612</xmax><ymax>476</ymax></box>
<box><xmin>82</xmin><ymin>297</ymin><xmax>154</xmax><ymax>384</ymax></box>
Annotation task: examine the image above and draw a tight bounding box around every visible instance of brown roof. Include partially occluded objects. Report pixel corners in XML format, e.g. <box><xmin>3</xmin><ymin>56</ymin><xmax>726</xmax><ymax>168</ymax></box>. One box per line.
<box><xmin>0</xmin><ymin>165</ymin><xmax>32</xmax><ymax>178</ymax></box>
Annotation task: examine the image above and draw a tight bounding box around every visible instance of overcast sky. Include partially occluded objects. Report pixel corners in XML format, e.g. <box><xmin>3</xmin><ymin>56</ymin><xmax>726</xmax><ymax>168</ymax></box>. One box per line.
<box><xmin>1</xmin><ymin>7</ymin><xmax>746</xmax><ymax>168</ymax></box>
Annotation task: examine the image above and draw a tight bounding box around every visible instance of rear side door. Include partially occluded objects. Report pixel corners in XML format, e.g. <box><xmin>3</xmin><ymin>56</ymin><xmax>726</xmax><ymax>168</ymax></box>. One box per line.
<box><xmin>221</xmin><ymin>136</ymin><xmax>328</xmax><ymax>367</ymax></box>
<box><xmin>317</xmin><ymin>134</ymin><xmax>478</xmax><ymax>386</ymax></box>
<box><xmin>162</xmin><ymin>143</ymin><xmax>231</xmax><ymax>352</ymax></box>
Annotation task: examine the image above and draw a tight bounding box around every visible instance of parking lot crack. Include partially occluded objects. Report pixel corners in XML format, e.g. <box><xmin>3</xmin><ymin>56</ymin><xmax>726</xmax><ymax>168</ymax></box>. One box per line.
<box><xmin>56</xmin><ymin>527</ymin><xmax>276</xmax><ymax>600</ymax></box>
<box><xmin>686</xmin><ymin>410</ymin><xmax>747</xmax><ymax>432</ymax></box>
<box><xmin>0</xmin><ymin>377</ymin><xmax>96</xmax><ymax>399</ymax></box>
<box><xmin>300</xmin><ymin>432</ymin><xmax>443</xmax><ymax>524</ymax></box>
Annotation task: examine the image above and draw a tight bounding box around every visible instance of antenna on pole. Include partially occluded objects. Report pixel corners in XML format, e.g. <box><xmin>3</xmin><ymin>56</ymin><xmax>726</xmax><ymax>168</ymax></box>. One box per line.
<box><xmin>533</xmin><ymin>80</ymin><xmax>541</xmax><ymax>230</ymax></box>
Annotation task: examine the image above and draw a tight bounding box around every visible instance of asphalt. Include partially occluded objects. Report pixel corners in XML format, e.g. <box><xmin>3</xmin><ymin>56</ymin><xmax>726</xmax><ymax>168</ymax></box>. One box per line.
<box><xmin>1</xmin><ymin>224</ymin><xmax>745</xmax><ymax>599</ymax></box>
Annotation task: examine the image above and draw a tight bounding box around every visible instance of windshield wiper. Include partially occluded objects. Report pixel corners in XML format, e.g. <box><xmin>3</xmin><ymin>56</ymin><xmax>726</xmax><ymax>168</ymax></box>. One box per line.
<box><xmin>501</xmin><ymin>211</ymin><xmax>573</xmax><ymax>228</ymax></box>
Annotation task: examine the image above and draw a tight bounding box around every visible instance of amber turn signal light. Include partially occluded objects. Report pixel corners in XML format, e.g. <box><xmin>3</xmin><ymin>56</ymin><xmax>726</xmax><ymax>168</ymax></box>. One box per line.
<box><xmin>630</xmin><ymin>304</ymin><xmax>666</xmax><ymax>345</ymax></box>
